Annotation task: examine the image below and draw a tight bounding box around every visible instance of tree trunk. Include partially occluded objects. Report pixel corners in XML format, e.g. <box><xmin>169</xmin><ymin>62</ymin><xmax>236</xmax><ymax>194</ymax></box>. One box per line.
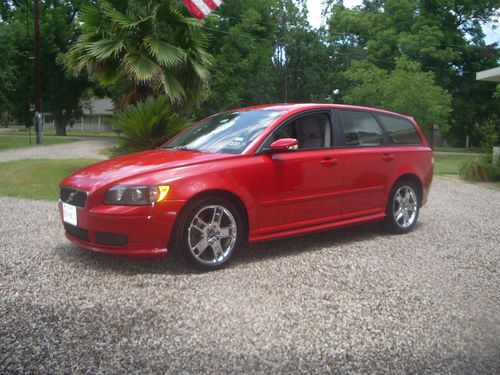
<box><xmin>54</xmin><ymin>115</ymin><xmax>67</xmax><ymax>136</ymax></box>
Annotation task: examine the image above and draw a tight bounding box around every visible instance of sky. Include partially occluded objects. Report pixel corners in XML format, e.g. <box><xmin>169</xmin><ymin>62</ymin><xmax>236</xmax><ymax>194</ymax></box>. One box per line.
<box><xmin>306</xmin><ymin>0</ymin><xmax>500</xmax><ymax>45</ymax></box>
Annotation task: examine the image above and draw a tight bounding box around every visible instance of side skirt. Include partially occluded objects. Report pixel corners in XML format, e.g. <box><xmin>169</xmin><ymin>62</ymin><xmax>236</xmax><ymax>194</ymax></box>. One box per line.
<box><xmin>248</xmin><ymin>212</ymin><xmax>386</xmax><ymax>243</ymax></box>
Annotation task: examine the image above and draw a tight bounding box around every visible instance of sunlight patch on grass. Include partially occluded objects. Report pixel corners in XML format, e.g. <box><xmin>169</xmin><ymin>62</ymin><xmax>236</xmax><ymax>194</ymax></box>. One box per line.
<box><xmin>0</xmin><ymin>134</ymin><xmax>77</xmax><ymax>151</ymax></box>
<box><xmin>434</xmin><ymin>154</ymin><xmax>475</xmax><ymax>175</ymax></box>
<box><xmin>0</xmin><ymin>159</ymin><xmax>101</xmax><ymax>201</ymax></box>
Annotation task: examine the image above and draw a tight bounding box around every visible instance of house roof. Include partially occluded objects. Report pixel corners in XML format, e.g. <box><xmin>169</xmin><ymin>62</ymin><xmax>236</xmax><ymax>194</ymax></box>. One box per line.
<box><xmin>476</xmin><ymin>66</ymin><xmax>500</xmax><ymax>82</ymax></box>
<box><xmin>81</xmin><ymin>98</ymin><xmax>114</xmax><ymax>115</ymax></box>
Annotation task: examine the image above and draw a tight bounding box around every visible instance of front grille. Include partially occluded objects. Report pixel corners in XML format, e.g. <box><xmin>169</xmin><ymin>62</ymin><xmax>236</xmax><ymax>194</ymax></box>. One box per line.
<box><xmin>64</xmin><ymin>223</ymin><xmax>89</xmax><ymax>242</ymax></box>
<box><xmin>60</xmin><ymin>187</ymin><xmax>87</xmax><ymax>208</ymax></box>
<box><xmin>95</xmin><ymin>232</ymin><xmax>128</xmax><ymax>246</ymax></box>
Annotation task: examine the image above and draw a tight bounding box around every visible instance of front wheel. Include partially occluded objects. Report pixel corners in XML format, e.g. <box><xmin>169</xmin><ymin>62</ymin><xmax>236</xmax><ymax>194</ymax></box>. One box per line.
<box><xmin>382</xmin><ymin>180</ymin><xmax>420</xmax><ymax>234</ymax></box>
<box><xmin>173</xmin><ymin>197</ymin><xmax>243</xmax><ymax>271</ymax></box>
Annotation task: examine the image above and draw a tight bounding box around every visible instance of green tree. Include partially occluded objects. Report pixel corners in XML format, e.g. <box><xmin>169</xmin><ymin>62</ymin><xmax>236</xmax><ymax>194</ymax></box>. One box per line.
<box><xmin>273</xmin><ymin>0</ymin><xmax>337</xmax><ymax>103</ymax></box>
<box><xmin>0</xmin><ymin>1</ymin><xmax>89</xmax><ymax>135</ymax></box>
<box><xmin>67</xmin><ymin>0</ymin><xmax>211</xmax><ymax>108</ymax></box>
<box><xmin>326</xmin><ymin>0</ymin><xmax>500</xmax><ymax>145</ymax></box>
<box><xmin>198</xmin><ymin>0</ymin><xmax>341</xmax><ymax>117</ymax></box>
<box><xmin>198</xmin><ymin>0</ymin><xmax>278</xmax><ymax>116</ymax></box>
<box><xmin>344</xmin><ymin>56</ymin><xmax>452</xmax><ymax>131</ymax></box>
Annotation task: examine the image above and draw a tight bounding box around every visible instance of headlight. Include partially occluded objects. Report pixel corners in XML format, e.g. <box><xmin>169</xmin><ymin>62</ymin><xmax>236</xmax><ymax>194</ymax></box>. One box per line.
<box><xmin>104</xmin><ymin>185</ymin><xmax>170</xmax><ymax>206</ymax></box>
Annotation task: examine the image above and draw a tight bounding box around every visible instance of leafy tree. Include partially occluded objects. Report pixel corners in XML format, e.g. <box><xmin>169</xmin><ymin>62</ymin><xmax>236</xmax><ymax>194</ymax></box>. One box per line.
<box><xmin>344</xmin><ymin>56</ymin><xmax>452</xmax><ymax>131</ymax></box>
<box><xmin>67</xmin><ymin>0</ymin><xmax>211</xmax><ymax>108</ymax></box>
<box><xmin>273</xmin><ymin>0</ymin><xmax>337</xmax><ymax>103</ymax></box>
<box><xmin>326</xmin><ymin>0</ymin><xmax>500</xmax><ymax>145</ymax></box>
<box><xmin>198</xmin><ymin>0</ymin><xmax>341</xmax><ymax>117</ymax></box>
<box><xmin>198</xmin><ymin>0</ymin><xmax>278</xmax><ymax>116</ymax></box>
<box><xmin>0</xmin><ymin>1</ymin><xmax>89</xmax><ymax>135</ymax></box>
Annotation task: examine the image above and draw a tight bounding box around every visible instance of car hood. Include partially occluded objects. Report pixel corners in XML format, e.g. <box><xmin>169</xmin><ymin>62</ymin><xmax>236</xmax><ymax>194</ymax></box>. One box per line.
<box><xmin>61</xmin><ymin>149</ymin><xmax>235</xmax><ymax>193</ymax></box>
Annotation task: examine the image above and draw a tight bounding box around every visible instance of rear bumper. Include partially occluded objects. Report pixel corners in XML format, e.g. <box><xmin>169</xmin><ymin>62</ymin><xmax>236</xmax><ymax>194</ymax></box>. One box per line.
<box><xmin>59</xmin><ymin>200</ymin><xmax>186</xmax><ymax>259</ymax></box>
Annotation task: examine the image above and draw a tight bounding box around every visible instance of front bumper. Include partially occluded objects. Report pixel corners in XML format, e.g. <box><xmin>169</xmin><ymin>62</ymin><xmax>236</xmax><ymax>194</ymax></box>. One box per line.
<box><xmin>58</xmin><ymin>200</ymin><xmax>186</xmax><ymax>259</ymax></box>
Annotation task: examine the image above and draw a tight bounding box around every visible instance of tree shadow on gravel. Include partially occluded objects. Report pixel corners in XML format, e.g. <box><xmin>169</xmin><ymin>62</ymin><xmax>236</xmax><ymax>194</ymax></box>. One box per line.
<box><xmin>54</xmin><ymin>221</ymin><xmax>402</xmax><ymax>275</ymax></box>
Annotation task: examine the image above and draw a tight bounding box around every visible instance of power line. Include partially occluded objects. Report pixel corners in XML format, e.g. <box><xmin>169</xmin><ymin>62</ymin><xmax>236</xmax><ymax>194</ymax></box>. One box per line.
<box><xmin>328</xmin><ymin>30</ymin><xmax>499</xmax><ymax>51</ymax></box>
<box><xmin>215</xmin><ymin>14</ymin><xmax>499</xmax><ymax>52</ymax></box>
<box><xmin>202</xmin><ymin>25</ymin><xmax>493</xmax><ymax>76</ymax></box>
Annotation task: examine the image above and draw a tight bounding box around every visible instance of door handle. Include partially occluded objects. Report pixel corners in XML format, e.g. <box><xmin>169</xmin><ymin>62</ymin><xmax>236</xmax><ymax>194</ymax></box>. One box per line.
<box><xmin>381</xmin><ymin>153</ymin><xmax>395</xmax><ymax>161</ymax></box>
<box><xmin>320</xmin><ymin>158</ymin><xmax>339</xmax><ymax>167</ymax></box>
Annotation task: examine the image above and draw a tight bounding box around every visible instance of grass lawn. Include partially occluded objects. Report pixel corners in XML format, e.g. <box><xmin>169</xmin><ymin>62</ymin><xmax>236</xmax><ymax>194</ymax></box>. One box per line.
<box><xmin>0</xmin><ymin>133</ymin><xmax>78</xmax><ymax>151</ymax></box>
<box><xmin>434</xmin><ymin>153</ymin><xmax>476</xmax><ymax>175</ymax></box>
<box><xmin>2</xmin><ymin>126</ymin><xmax>116</xmax><ymax>138</ymax></box>
<box><xmin>0</xmin><ymin>159</ymin><xmax>101</xmax><ymax>201</ymax></box>
<box><xmin>45</xmin><ymin>129</ymin><xmax>117</xmax><ymax>137</ymax></box>
<box><xmin>433</xmin><ymin>146</ymin><xmax>483</xmax><ymax>153</ymax></box>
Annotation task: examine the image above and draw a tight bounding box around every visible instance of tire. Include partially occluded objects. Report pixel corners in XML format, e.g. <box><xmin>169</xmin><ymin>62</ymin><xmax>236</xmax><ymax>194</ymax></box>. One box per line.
<box><xmin>172</xmin><ymin>196</ymin><xmax>244</xmax><ymax>271</ymax></box>
<box><xmin>382</xmin><ymin>180</ymin><xmax>420</xmax><ymax>234</ymax></box>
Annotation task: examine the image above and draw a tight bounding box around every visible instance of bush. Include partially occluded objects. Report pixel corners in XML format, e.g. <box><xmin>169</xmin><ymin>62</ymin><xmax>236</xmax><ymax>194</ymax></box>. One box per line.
<box><xmin>478</xmin><ymin>118</ymin><xmax>499</xmax><ymax>154</ymax></box>
<box><xmin>112</xmin><ymin>96</ymin><xmax>188</xmax><ymax>155</ymax></box>
<box><xmin>459</xmin><ymin>156</ymin><xmax>500</xmax><ymax>182</ymax></box>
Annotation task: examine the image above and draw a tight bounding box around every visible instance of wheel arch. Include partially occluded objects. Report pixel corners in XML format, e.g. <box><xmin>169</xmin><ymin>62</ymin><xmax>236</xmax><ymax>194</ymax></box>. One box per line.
<box><xmin>392</xmin><ymin>173</ymin><xmax>424</xmax><ymax>206</ymax></box>
<box><xmin>172</xmin><ymin>189</ymin><xmax>250</xmax><ymax>244</ymax></box>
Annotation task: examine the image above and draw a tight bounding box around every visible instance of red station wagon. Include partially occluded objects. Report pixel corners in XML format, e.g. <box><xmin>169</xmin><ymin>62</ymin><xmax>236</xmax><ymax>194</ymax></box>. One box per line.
<box><xmin>59</xmin><ymin>104</ymin><xmax>433</xmax><ymax>271</ymax></box>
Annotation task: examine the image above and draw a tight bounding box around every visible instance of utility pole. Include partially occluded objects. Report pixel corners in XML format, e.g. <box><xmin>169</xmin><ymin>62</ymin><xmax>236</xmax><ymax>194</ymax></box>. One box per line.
<box><xmin>34</xmin><ymin>0</ymin><xmax>43</xmax><ymax>144</ymax></box>
<box><xmin>26</xmin><ymin>0</ymin><xmax>32</xmax><ymax>145</ymax></box>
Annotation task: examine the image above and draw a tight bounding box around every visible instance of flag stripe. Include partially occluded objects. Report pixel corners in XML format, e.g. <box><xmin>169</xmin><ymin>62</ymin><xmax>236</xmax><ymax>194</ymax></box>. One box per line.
<box><xmin>204</xmin><ymin>0</ymin><xmax>218</xmax><ymax>10</ymax></box>
<box><xmin>183</xmin><ymin>0</ymin><xmax>222</xmax><ymax>20</ymax></box>
<box><xmin>183</xmin><ymin>0</ymin><xmax>205</xmax><ymax>19</ymax></box>
<box><xmin>191</xmin><ymin>0</ymin><xmax>212</xmax><ymax>16</ymax></box>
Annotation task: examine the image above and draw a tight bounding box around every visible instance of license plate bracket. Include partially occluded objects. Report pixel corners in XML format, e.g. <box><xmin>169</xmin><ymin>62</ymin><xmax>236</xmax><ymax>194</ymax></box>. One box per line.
<box><xmin>62</xmin><ymin>202</ymin><xmax>78</xmax><ymax>226</ymax></box>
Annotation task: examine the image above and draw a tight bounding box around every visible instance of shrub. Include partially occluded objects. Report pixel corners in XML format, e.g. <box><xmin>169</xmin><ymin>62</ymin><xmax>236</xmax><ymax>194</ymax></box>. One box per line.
<box><xmin>112</xmin><ymin>96</ymin><xmax>188</xmax><ymax>155</ymax></box>
<box><xmin>478</xmin><ymin>118</ymin><xmax>499</xmax><ymax>154</ymax></box>
<box><xmin>459</xmin><ymin>156</ymin><xmax>500</xmax><ymax>182</ymax></box>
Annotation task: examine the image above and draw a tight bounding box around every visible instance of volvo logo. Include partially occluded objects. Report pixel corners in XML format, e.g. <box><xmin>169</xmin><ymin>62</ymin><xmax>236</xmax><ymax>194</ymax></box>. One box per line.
<box><xmin>67</xmin><ymin>191</ymin><xmax>78</xmax><ymax>203</ymax></box>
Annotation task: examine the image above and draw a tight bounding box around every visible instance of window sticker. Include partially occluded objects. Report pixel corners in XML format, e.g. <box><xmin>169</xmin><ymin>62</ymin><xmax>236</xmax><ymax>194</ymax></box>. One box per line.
<box><xmin>227</xmin><ymin>137</ymin><xmax>245</xmax><ymax>148</ymax></box>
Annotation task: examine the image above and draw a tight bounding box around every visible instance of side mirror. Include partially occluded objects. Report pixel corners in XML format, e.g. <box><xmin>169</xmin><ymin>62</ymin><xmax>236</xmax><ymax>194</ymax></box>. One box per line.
<box><xmin>269</xmin><ymin>138</ymin><xmax>299</xmax><ymax>152</ymax></box>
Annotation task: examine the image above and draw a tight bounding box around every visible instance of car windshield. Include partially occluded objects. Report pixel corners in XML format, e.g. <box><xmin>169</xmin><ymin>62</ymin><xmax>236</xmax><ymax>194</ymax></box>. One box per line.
<box><xmin>162</xmin><ymin>110</ymin><xmax>284</xmax><ymax>154</ymax></box>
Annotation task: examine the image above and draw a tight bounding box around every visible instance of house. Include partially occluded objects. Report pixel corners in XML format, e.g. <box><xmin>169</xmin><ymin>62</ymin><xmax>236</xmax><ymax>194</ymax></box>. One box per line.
<box><xmin>476</xmin><ymin>66</ymin><xmax>500</xmax><ymax>162</ymax></box>
<box><xmin>43</xmin><ymin>98</ymin><xmax>115</xmax><ymax>132</ymax></box>
<box><xmin>476</xmin><ymin>66</ymin><xmax>500</xmax><ymax>82</ymax></box>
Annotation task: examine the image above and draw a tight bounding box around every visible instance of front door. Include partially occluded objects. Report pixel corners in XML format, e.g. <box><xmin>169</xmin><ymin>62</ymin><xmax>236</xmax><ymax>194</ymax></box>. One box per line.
<box><xmin>255</xmin><ymin>112</ymin><xmax>344</xmax><ymax>236</ymax></box>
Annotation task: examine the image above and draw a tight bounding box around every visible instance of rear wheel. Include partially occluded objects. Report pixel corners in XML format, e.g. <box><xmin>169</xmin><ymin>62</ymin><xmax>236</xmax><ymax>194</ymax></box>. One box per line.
<box><xmin>173</xmin><ymin>197</ymin><xmax>243</xmax><ymax>271</ymax></box>
<box><xmin>382</xmin><ymin>180</ymin><xmax>419</xmax><ymax>234</ymax></box>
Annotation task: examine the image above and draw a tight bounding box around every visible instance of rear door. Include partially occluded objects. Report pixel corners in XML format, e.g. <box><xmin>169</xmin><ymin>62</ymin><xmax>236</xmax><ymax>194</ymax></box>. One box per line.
<box><xmin>335</xmin><ymin>109</ymin><xmax>397</xmax><ymax>219</ymax></box>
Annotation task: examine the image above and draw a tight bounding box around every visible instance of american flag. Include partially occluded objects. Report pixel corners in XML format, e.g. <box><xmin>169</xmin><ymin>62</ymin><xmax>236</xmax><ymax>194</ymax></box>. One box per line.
<box><xmin>183</xmin><ymin>0</ymin><xmax>223</xmax><ymax>20</ymax></box>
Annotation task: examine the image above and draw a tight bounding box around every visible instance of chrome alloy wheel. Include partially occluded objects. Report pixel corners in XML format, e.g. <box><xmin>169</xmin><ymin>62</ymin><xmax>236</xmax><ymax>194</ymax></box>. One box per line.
<box><xmin>187</xmin><ymin>205</ymin><xmax>237</xmax><ymax>265</ymax></box>
<box><xmin>392</xmin><ymin>186</ymin><xmax>418</xmax><ymax>229</ymax></box>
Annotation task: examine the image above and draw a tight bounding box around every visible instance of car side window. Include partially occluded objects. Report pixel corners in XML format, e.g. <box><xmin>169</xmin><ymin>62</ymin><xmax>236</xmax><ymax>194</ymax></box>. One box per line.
<box><xmin>340</xmin><ymin>110</ymin><xmax>384</xmax><ymax>147</ymax></box>
<box><xmin>378</xmin><ymin>114</ymin><xmax>422</xmax><ymax>145</ymax></box>
<box><xmin>265</xmin><ymin>113</ymin><xmax>332</xmax><ymax>150</ymax></box>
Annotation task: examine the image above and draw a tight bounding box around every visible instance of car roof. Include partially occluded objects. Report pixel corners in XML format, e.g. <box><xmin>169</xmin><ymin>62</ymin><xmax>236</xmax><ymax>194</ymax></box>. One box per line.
<box><xmin>232</xmin><ymin>103</ymin><xmax>414</xmax><ymax>120</ymax></box>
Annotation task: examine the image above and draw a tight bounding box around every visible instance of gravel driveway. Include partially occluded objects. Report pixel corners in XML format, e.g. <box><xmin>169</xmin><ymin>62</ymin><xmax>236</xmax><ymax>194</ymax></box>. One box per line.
<box><xmin>0</xmin><ymin>139</ymin><xmax>113</xmax><ymax>163</ymax></box>
<box><xmin>1</xmin><ymin>178</ymin><xmax>499</xmax><ymax>373</ymax></box>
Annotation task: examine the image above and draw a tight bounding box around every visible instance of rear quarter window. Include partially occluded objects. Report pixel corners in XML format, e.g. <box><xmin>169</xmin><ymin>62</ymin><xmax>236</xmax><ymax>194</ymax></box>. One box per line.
<box><xmin>340</xmin><ymin>110</ymin><xmax>384</xmax><ymax>146</ymax></box>
<box><xmin>378</xmin><ymin>115</ymin><xmax>422</xmax><ymax>145</ymax></box>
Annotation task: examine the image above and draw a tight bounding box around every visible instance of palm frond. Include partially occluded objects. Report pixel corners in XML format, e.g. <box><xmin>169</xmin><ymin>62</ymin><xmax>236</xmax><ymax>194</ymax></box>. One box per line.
<box><xmin>93</xmin><ymin>59</ymin><xmax>122</xmax><ymax>85</ymax></box>
<box><xmin>79</xmin><ymin>4</ymin><xmax>103</xmax><ymax>29</ymax></box>
<box><xmin>100</xmin><ymin>1</ymin><xmax>135</xmax><ymax>28</ymax></box>
<box><xmin>190</xmin><ymin>60</ymin><xmax>210</xmax><ymax>81</ymax></box>
<box><xmin>145</xmin><ymin>37</ymin><xmax>185</xmax><ymax>67</ymax></box>
<box><xmin>85</xmin><ymin>39</ymin><xmax>124</xmax><ymax>60</ymax></box>
<box><xmin>124</xmin><ymin>52</ymin><xmax>161</xmax><ymax>82</ymax></box>
<box><xmin>162</xmin><ymin>73</ymin><xmax>186</xmax><ymax>105</ymax></box>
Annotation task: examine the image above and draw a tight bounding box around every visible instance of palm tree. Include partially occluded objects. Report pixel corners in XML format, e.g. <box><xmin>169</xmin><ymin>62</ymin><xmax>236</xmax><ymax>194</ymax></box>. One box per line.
<box><xmin>67</xmin><ymin>0</ymin><xmax>211</xmax><ymax>108</ymax></box>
